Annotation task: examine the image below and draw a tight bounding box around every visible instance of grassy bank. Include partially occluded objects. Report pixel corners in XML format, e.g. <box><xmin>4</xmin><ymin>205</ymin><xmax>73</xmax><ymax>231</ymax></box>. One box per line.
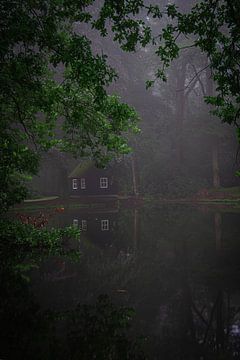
<box><xmin>24</xmin><ymin>196</ymin><xmax>59</xmax><ymax>203</ymax></box>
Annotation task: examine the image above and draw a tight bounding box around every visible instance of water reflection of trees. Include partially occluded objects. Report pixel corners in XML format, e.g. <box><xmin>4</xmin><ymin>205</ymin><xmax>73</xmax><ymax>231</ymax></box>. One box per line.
<box><xmin>1</xmin><ymin>270</ymin><xmax>146</xmax><ymax>359</ymax></box>
<box><xmin>59</xmin><ymin>205</ymin><xmax>240</xmax><ymax>359</ymax></box>
<box><xmin>2</xmin><ymin>206</ymin><xmax>240</xmax><ymax>359</ymax></box>
<box><xmin>133</xmin><ymin>206</ymin><xmax>240</xmax><ymax>359</ymax></box>
<box><xmin>53</xmin><ymin>204</ymin><xmax>240</xmax><ymax>358</ymax></box>
<box><xmin>0</xmin><ymin>218</ymin><xmax>145</xmax><ymax>359</ymax></box>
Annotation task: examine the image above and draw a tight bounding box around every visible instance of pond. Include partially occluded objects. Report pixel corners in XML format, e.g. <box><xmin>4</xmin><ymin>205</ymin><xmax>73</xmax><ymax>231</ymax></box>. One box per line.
<box><xmin>2</xmin><ymin>201</ymin><xmax>240</xmax><ymax>359</ymax></box>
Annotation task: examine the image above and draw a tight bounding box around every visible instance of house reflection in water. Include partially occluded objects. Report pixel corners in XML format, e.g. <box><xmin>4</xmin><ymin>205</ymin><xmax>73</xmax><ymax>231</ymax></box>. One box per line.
<box><xmin>71</xmin><ymin>208</ymin><xmax>118</xmax><ymax>248</ymax></box>
<box><xmin>53</xmin><ymin>201</ymin><xmax>138</xmax><ymax>254</ymax></box>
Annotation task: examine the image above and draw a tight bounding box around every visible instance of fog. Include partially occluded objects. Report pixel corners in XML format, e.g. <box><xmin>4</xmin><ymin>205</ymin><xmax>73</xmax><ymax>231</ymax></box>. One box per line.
<box><xmin>30</xmin><ymin>0</ymin><xmax>239</xmax><ymax>198</ymax></box>
<box><xmin>3</xmin><ymin>1</ymin><xmax>240</xmax><ymax>359</ymax></box>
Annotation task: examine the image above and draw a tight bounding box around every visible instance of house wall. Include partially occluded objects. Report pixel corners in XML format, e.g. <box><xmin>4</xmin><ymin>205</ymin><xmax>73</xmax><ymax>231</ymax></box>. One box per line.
<box><xmin>69</xmin><ymin>167</ymin><xmax>118</xmax><ymax>196</ymax></box>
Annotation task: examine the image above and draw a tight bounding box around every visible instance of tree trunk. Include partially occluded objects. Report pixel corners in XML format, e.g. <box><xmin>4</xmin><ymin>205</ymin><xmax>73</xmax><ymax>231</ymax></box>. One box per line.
<box><xmin>131</xmin><ymin>155</ymin><xmax>138</xmax><ymax>196</ymax></box>
<box><xmin>175</xmin><ymin>60</ymin><xmax>187</xmax><ymax>166</ymax></box>
<box><xmin>133</xmin><ymin>208</ymin><xmax>138</xmax><ymax>253</ymax></box>
<box><xmin>206</xmin><ymin>65</ymin><xmax>221</xmax><ymax>188</ymax></box>
<box><xmin>212</xmin><ymin>140</ymin><xmax>221</xmax><ymax>188</ymax></box>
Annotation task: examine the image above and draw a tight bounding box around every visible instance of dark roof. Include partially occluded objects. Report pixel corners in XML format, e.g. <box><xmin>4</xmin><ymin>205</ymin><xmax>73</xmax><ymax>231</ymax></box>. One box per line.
<box><xmin>68</xmin><ymin>161</ymin><xmax>94</xmax><ymax>178</ymax></box>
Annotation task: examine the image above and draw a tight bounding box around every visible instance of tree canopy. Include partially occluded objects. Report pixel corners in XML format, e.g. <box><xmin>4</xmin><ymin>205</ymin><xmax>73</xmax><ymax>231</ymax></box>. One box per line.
<box><xmin>1</xmin><ymin>0</ymin><xmax>240</xmax><ymax>210</ymax></box>
<box><xmin>94</xmin><ymin>0</ymin><xmax>240</xmax><ymax>127</ymax></box>
<box><xmin>0</xmin><ymin>0</ymin><xmax>140</xmax><ymax>210</ymax></box>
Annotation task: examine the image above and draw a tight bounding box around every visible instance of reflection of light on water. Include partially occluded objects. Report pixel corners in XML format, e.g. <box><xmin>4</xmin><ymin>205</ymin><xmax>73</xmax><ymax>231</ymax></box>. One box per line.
<box><xmin>73</xmin><ymin>219</ymin><xmax>78</xmax><ymax>227</ymax></box>
<box><xmin>72</xmin><ymin>218</ymin><xmax>110</xmax><ymax>231</ymax></box>
<box><xmin>73</xmin><ymin>219</ymin><xmax>88</xmax><ymax>230</ymax></box>
<box><xmin>101</xmin><ymin>219</ymin><xmax>109</xmax><ymax>231</ymax></box>
<box><xmin>81</xmin><ymin>219</ymin><xmax>87</xmax><ymax>231</ymax></box>
<box><xmin>230</xmin><ymin>324</ymin><xmax>240</xmax><ymax>336</ymax></box>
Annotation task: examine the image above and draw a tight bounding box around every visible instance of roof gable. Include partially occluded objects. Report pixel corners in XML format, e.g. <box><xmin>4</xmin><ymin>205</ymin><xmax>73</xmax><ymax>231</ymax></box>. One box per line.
<box><xmin>68</xmin><ymin>161</ymin><xmax>94</xmax><ymax>178</ymax></box>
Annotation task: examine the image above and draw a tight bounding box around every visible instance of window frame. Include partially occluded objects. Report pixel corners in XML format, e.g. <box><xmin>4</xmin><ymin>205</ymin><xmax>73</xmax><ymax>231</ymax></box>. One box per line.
<box><xmin>101</xmin><ymin>219</ymin><xmax>109</xmax><ymax>231</ymax></box>
<box><xmin>100</xmin><ymin>177</ymin><xmax>108</xmax><ymax>189</ymax></box>
<box><xmin>72</xmin><ymin>178</ymin><xmax>78</xmax><ymax>190</ymax></box>
<box><xmin>81</xmin><ymin>219</ymin><xmax>87</xmax><ymax>231</ymax></box>
<box><xmin>80</xmin><ymin>178</ymin><xmax>86</xmax><ymax>189</ymax></box>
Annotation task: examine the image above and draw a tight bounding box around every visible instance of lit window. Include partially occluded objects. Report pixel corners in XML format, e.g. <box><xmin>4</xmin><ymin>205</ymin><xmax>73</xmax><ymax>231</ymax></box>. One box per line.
<box><xmin>80</xmin><ymin>178</ymin><xmax>86</xmax><ymax>189</ymax></box>
<box><xmin>73</xmin><ymin>219</ymin><xmax>78</xmax><ymax>227</ymax></box>
<box><xmin>101</xmin><ymin>219</ymin><xmax>109</xmax><ymax>231</ymax></box>
<box><xmin>72</xmin><ymin>179</ymin><xmax>77</xmax><ymax>189</ymax></box>
<box><xmin>100</xmin><ymin>177</ymin><xmax>108</xmax><ymax>189</ymax></box>
<box><xmin>81</xmin><ymin>220</ymin><xmax>87</xmax><ymax>231</ymax></box>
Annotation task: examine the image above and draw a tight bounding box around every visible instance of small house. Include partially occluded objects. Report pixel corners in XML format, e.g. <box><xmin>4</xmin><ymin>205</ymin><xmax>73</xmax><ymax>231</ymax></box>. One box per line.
<box><xmin>68</xmin><ymin>161</ymin><xmax>118</xmax><ymax>196</ymax></box>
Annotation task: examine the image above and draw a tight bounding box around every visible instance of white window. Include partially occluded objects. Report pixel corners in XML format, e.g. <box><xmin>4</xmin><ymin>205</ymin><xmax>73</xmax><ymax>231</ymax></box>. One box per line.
<box><xmin>80</xmin><ymin>178</ymin><xmax>86</xmax><ymax>189</ymax></box>
<box><xmin>81</xmin><ymin>220</ymin><xmax>87</xmax><ymax>231</ymax></box>
<box><xmin>100</xmin><ymin>177</ymin><xmax>108</xmax><ymax>189</ymax></box>
<box><xmin>101</xmin><ymin>219</ymin><xmax>109</xmax><ymax>231</ymax></box>
<box><xmin>73</xmin><ymin>219</ymin><xmax>78</xmax><ymax>227</ymax></box>
<box><xmin>72</xmin><ymin>179</ymin><xmax>78</xmax><ymax>190</ymax></box>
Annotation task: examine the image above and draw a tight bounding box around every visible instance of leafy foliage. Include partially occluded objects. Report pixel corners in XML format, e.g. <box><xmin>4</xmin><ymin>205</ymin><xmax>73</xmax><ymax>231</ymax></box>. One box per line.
<box><xmin>172</xmin><ymin>1</ymin><xmax>240</xmax><ymax>126</ymax></box>
<box><xmin>67</xmin><ymin>294</ymin><xmax>146</xmax><ymax>359</ymax></box>
<box><xmin>0</xmin><ymin>130</ymin><xmax>39</xmax><ymax>212</ymax></box>
<box><xmin>94</xmin><ymin>1</ymin><xmax>239</xmax><ymax>127</ymax></box>
<box><xmin>0</xmin><ymin>219</ymin><xmax>81</xmax><ymax>277</ymax></box>
<box><xmin>0</xmin><ymin>0</ymin><xmax>140</xmax><ymax>209</ymax></box>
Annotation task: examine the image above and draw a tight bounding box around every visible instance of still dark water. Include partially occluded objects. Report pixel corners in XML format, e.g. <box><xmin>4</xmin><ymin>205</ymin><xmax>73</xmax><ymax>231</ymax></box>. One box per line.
<box><xmin>2</xmin><ymin>201</ymin><xmax>240</xmax><ymax>359</ymax></box>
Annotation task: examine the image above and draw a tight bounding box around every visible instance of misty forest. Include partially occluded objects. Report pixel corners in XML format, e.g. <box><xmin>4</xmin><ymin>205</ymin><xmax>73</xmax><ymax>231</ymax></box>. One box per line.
<box><xmin>1</xmin><ymin>0</ymin><xmax>240</xmax><ymax>359</ymax></box>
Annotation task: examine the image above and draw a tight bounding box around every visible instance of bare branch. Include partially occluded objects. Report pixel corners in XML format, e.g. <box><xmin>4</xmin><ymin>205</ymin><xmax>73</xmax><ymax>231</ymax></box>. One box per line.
<box><xmin>179</xmin><ymin>43</ymin><xmax>196</xmax><ymax>50</ymax></box>
<box><xmin>177</xmin><ymin>64</ymin><xmax>209</xmax><ymax>92</ymax></box>
<box><xmin>185</xmin><ymin>77</ymin><xmax>198</xmax><ymax>97</ymax></box>
<box><xmin>190</xmin><ymin>63</ymin><xmax>206</xmax><ymax>96</ymax></box>
<box><xmin>191</xmin><ymin>301</ymin><xmax>208</xmax><ymax>326</ymax></box>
